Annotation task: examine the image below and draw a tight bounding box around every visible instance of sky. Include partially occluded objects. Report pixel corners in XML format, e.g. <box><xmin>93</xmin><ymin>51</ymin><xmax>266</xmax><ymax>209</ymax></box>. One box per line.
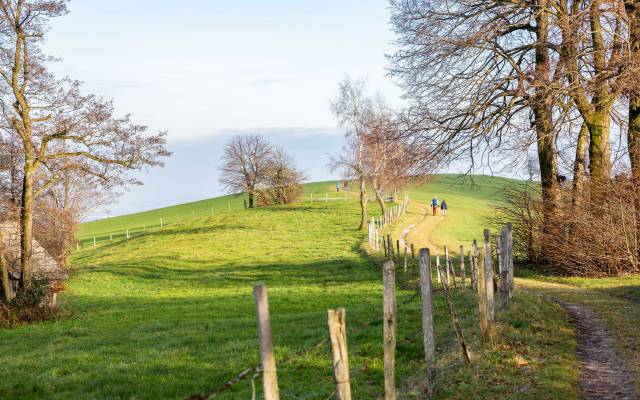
<box><xmin>42</xmin><ymin>1</ymin><xmax>402</xmax><ymax>218</ymax></box>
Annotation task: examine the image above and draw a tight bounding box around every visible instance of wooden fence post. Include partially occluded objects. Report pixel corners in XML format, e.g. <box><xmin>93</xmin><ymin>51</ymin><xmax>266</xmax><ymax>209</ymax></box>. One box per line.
<box><xmin>460</xmin><ymin>245</ymin><xmax>466</xmax><ymax>289</ymax></box>
<box><xmin>477</xmin><ymin>251</ymin><xmax>492</xmax><ymax>342</ymax></box>
<box><xmin>499</xmin><ymin>226</ymin><xmax>509</xmax><ymax>310</ymax></box>
<box><xmin>387</xmin><ymin>235</ymin><xmax>394</xmax><ymax>260</ymax></box>
<box><xmin>506</xmin><ymin>222</ymin><xmax>515</xmax><ymax>298</ymax></box>
<box><xmin>418</xmin><ymin>248</ymin><xmax>437</xmax><ymax>396</ymax></box>
<box><xmin>468</xmin><ymin>251</ymin><xmax>475</xmax><ymax>292</ymax></box>
<box><xmin>126</xmin><ymin>229</ymin><xmax>130</xmax><ymax>239</ymax></box>
<box><xmin>444</xmin><ymin>246</ymin><xmax>451</xmax><ymax>285</ymax></box>
<box><xmin>383</xmin><ymin>237</ymin><xmax>388</xmax><ymax>258</ymax></box>
<box><xmin>483</xmin><ymin>229</ymin><xmax>495</xmax><ymax>323</ymax></box>
<box><xmin>382</xmin><ymin>260</ymin><xmax>397</xmax><ymax>400</ymax></box>
<box><xmin>328</xmin><ymin>308</ymin><xmax>351</xmax><ymax>400</ymax></box>
<box><xmin>253</xmin><ymin>284</ymin><xmax>280</xmax><ymax>400</ymax></box>
<box><xmin>435</xmin><ymin>250</ymin><xmax>441</xmax><ymax>284</ymax></box>
<box><xmin>160</xmin><ymin>218</ymin><xmax>163</xmax><ymax>228</ymax></box>
<box><xmin>411</xmin><ymin>243</ymin><xmax>415</xmax><ymax>260</ymax></box>
<box><xmin>403</xmin><ymin>247</ymin><xmax>407</xmax><ymax>272</ymax></box>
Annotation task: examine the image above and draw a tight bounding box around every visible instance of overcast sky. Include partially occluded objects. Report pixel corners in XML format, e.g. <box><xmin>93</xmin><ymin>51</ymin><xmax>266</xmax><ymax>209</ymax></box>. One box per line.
<box><xmin>42</xmin><ymin>0</ymin><xmax>402</xmax><ymax>218</ymax></box>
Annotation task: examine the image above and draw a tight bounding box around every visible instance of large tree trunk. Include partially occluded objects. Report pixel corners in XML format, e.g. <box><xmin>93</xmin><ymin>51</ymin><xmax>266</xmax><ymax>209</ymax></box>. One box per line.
<box><xmin>572</xmin><ymin>122</ymin><xmax>588</xmax><ymax>206</ymax></box>
<box><xmin>587</xmin><ymin>108</ymin><xmax>612</xmax><ymax>196</ymax></box>
<box><xmin>533</xmin><ymin>0</ymin><xmax>559</xmax><ymax>238</ymax></box>
<box><xmin>19</xmin><ymin>161</ymin><xmax>34</xmax><ymax>291</ymax></box>
<box><xmin>359</xmin><ymin>177</ymin><xmax>368</xmax><ymax>230</ymax></box>
<box><xmin>627</xmin><ymin>0</ymin><xmax>640</xmax><ymax>253</ymax></box>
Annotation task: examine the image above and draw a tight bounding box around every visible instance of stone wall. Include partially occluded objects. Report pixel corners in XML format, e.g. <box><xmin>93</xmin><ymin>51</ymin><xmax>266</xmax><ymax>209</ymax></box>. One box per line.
<box><xmin>0</xmin><ymin>221</ymin><xmax>68</xmax><ymax>282</ymax></box>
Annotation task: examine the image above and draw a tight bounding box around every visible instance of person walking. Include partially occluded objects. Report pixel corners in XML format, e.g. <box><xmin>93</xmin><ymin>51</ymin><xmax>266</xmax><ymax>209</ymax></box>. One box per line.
<box><xmin>431</xmin><ymin>196</ymin><xmax>439</xmax><ymax>216</ymax></box>
<box><xmin>440</xmin><ymin>199</ymin><xmax>448</xmax><ymax>219</ymax></box>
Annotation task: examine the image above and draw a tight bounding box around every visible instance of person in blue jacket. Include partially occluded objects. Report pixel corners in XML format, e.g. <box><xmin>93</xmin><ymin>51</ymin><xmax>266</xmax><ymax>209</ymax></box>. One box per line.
<box><xmin>430</xmin><ymin>196</ymin><xmax>439</xmax><ymax>216</ymax></box>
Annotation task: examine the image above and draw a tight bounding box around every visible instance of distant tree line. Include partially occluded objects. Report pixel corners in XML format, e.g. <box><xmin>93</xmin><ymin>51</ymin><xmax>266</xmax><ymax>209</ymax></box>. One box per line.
<box><xmin>0</xmin><ymin>0</ymin><xmax>170</xmax><ymax>304</ymax></box>
<box><xmin>387</xmin><ymin>0</ymin><xmax>640</xmax><ymax>275</ymax></box>
<box><xmin>218</xmin><ymin>134</ymin><xmax>305</xmax><ymax>208</ymax></box>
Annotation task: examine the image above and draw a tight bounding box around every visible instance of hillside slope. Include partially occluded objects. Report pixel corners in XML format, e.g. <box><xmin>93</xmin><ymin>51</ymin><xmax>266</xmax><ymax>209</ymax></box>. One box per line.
<box><xmin>0</xmin><ymin>175</ymin><xmax>580</xmax><ymax>399</ymax></box>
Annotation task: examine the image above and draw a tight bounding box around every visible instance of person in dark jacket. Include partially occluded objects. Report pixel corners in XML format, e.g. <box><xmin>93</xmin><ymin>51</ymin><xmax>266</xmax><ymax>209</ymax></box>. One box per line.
<box><xmin>440</xmin><ymin>199</ymin><xmax>448</xmax><ymax>219</ymax></box>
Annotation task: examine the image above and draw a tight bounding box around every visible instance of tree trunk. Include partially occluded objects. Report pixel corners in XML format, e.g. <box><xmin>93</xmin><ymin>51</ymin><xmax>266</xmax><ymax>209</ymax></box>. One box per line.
<box><xmin>533</xmin><ymin>0</ymin><xmax>559</xmax><ymax>247</ymax></box>
<box><xmin>572</xmin><ymin>122</ymin><xmax>589</xmax><ymax>206</ymax></box>
<box><xmin>627</xmin><ymin>0</ymin><xmax>640</xmax><ymax>253</ymax></box>
<box><xmin>359</xmin><ymin>178</ymin><xmax>368</xmax><ymax>230</ymax></box>
<box><xmin>587</xmin><ymin>109</ymin><xmax>612</xmax><ymax>197</ymax></box>
<box><xmin>372</xmin><ymin>177</ymin><xmax>387</xmax><ymax>216</ymax></box>
<box><xmin>19</xmin><ymin>162</ymin><xmax>35</xmax><ymax>291</ymax></box>
<box><xmin>0</xmin><ymin>231</ymin><xmax>12</xmax><ymax>303</ymax></box>
<box><xmin>248</xmin><ymin>192</ymin><xmax>255</xmax><ymax>208</ymax></box>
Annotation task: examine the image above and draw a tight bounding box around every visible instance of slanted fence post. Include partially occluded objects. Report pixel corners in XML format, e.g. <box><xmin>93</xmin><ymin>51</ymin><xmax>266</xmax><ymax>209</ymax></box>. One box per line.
<box><xmin>253</xmin><ymin>284</ymin><xmax>280</xmax><ymax>400</ymax></box>
<box><xmin>382</xmin><ymin>260</ymin><xmax>397</xmax><ymax>400</ymax></box>
<box><xmin>418</xmin><ymin>248</ymin><xmax>437</xmax><ymax>396</ymax></box>
<box><xmin>460</xmin><ymin>245</ymin><xmax>466</xmax><ymax>289</ymax></box>
<box><xmin>437</xmin><ymin>259</ymin><xmax>472</xmax><ymax>365</ymax></box>
<box><xmin>328</xmin><ymin>308</ymin><xmax>351</xmax><ymax>400</ymax></box>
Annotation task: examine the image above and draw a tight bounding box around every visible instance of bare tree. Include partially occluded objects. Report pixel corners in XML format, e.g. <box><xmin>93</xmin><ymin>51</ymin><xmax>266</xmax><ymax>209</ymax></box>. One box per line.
<box><xmin>330</xmin><ymin>77</ymin><xmax>371</xmax><ymax>230</ymax></box>
<box><xmin>0</xmin><ymin>1</ymin><xmax>170</xmax><ymax>291</ymax></box>
<box><xmin>257</xmin><ymin>146</ymin><xmax>305</xmax><ymax>206</ymax></box>
<box><xmin>219</xmin><ymin>134</ymin><xmax>273</xmax><ymax>208</ymax></box>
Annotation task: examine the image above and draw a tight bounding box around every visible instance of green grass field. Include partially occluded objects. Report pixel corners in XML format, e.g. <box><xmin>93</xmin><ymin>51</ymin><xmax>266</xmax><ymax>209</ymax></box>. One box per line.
<box><xmin>5</xmin><ymin>174</ymin><xmax>639</xmax><ymax>399</ymax></box>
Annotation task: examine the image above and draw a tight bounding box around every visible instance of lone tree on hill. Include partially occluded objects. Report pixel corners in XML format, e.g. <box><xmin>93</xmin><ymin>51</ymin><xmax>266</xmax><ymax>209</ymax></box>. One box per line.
<box><xmin>219</xmin><ymin>134</ymin><xmax>304</xmax><ymax>207</ymax></box>
<box><xmin>0</xmin><ymin>1</ymin><xmax>170</xmax><ymax>292</ymax></box>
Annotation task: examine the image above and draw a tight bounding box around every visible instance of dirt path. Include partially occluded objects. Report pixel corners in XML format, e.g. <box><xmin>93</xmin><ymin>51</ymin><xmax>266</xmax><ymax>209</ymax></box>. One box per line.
<box><xmin>398</xmin><ymin>203</ymin><xmax>443</xmax><ymax>251</ymax></box>
<box><xmin>556</xmin><ymin>300</ymin><xmax>637</xmax><ymax>400</ymax></box>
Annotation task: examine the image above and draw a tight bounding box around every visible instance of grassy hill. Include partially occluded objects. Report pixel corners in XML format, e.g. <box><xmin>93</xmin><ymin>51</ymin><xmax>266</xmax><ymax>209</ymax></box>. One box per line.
<box><xmin>0</xmin><ymin>175</ymin><xmax>582</xmax><ymax>399</ymax></box>
<box><xmin>77</xmin><ymin>181</ymin><xmax>346</xmax><ymax>243</ymax></box>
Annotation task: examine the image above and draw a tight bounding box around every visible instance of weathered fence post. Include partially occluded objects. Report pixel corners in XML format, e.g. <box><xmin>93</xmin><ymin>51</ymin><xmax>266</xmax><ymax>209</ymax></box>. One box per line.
<box><xmin>396</xmin><ymin>240</ymin><xmax>400</xmax><ymax>264</ymax></box>
<box><xmin>444</xmin><ymin>246</ymin><xmax>451</xmax><ymax>285</ymax></box>
<box><xmin>387</xmin><ymin>235</ymin><xmax>394</xmax><ymax>260</ymax></box>
<box><xmin>499</xmin><ymin>226</ymin><xmax>509</xmax><ymax>310</ymax></box>
<box><xmin>93</xmin><ymin>237</ymin><xmax>96</xmax><ymax>247</ymax></box>
<box><xmin>160</xmin><ymin>217</ymin><xmax>163</xmax><ymax>228</ymax></box>
<box><xmin>506</xmin><ymin>222</ymin><xmax>515</xmax><ymax>298</ymax></box>
<box><xmin>418</xmin><ymin>248</ymin><xmax>437</xmax><ymax>396</ymax></box>
<box><xmin>126</xmin><ymin>229</ymin><xmax>130</xmax><ymax>239</ymax></box>
<box><xmin>253</xmin><ymin>284</ymin><xmax>280</xmax><ymax>400</ymax></box>
<box><xmin>477</xmin><ymin>251</ymin><xmax>492</xmax><ymax>342</ymax></box>
<box><xmin>483</xmin><ymin>229</ymin><xmax>495</xmax><ymax>323</ymax></box>
<box><xmin>460</xmin><ymin>245</ymin><xmax>466</xmax><ymax>289</ymax></box>
<box><xmin>435</xmin><ymin>250</ymin><xmax>442</xmax><ymax>284</ymax></box>
<box><xmin>403</xmin><ymin>247</ymin><xmax>407</xmax><ymax>272</ymax></box>
<box><xmin>437</xmin><ymin>259</ymin><xmax>472</xmax><ymax>365</ymax></box>
<box><xmin>411</xmin><ymin>243</ymin><xmax>415</xmax><ymax>260</ymax></box>
<box><xmin>328</xmin><ymin>308</ymin><xmax>351</xmax><ymax>400</ymax></box>
<box><xmin>325</xmin><ymin>192</ymin><xmax>328</xmax><ymax>203</ymax></box>
<box><xmin>468</xmin><ymin>251</ymin><xmax>475</xmax><ymax>292</ymax></box>
<box><xmin>383</xmin><ymin>237</ymin><xmax>388</xmax><ymax>258</ymax></box>
<box><xmin>382</xmin><ymin>260</ymin><xmax>397</xmax><ymax>400</ymax></box>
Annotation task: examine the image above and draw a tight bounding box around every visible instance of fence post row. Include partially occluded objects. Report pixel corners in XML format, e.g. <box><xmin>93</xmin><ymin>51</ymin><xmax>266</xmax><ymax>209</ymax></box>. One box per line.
<box><xmin>253</xmin><ymin>284</ymin><xmax>280</xmax><ymax>400</ymax></box>
<box><xmin>328</xmin><ymin>308</ymin><xmax>352</xmax><ymax>400</ymax></box>
<box><xmin>418</xmin><ymin>249</ymin><xmax>437</xmax><ymax>396</ymax></box>
<box><xmin>382</xmin><ymin>260</ymin><xmax>397</xmax><ymax>400</ymax></box>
